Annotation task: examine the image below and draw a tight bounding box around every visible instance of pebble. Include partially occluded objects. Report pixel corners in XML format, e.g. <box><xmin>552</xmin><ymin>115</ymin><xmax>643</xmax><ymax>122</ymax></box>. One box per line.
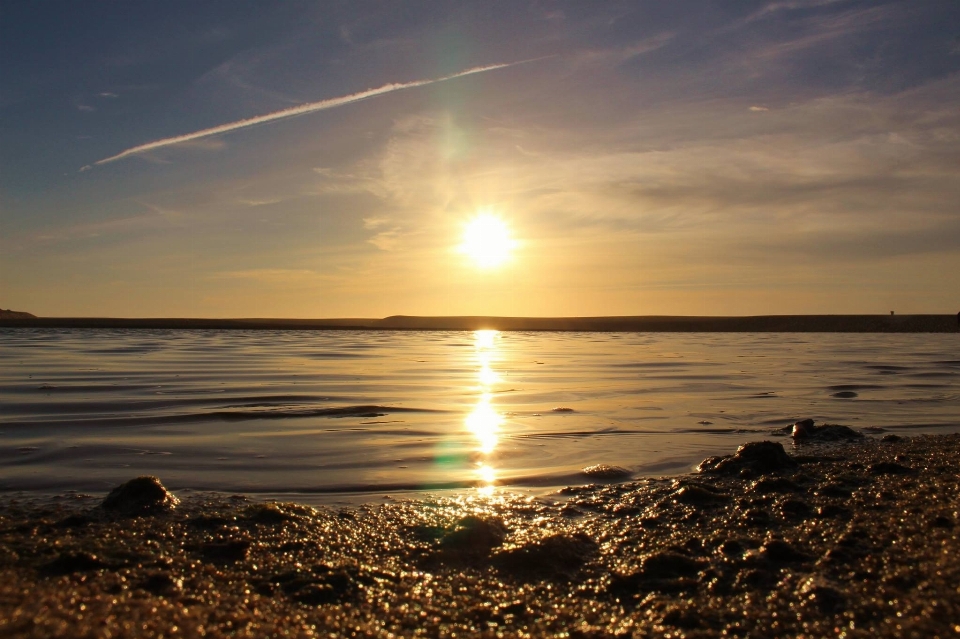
<box><xmin>292</xmin><ymin>582</ymin><xmax>338</xmax><ymax>605</ymax></box>
<box><xmin>869</xmin><ymin>461</ymin><xmax>915</xmax><ymax>475</ymax></box>
<box><xmin>719</xmin><ymin>539</ymin><xmax>745</xmax><ymax>557</ymax></box>
<box><xmin>816</xmin><ymin>503</ymin><xmax>849</xmax><ymax>518</ymax></box>
<box><xmin>100</xmin><ymin>476</ymin><xmax>179</xmax><ymax>516</ymax></box>
<box><xmin>42</xmin><ymin>551</ymin><xmax>108</xmax><ymax>575</ymax></box>
<box><xmin>641</xmin><ymin>551</ymin><xmax>706</xmax><ymax>578</ymax></box>
<box><xmin>245</xmin><ymin>503</ymin><xmax>296</xmax><ymax>524</ymax></box>
<box><xmin>581</xmin><ymin>464</ymin><xmax>632</xmax><ymax>480</ymax></box>
<box><xmin>779</xmin><ymin>498</ymin><xmax>813</xmax><ymax>518</ymax></box>
<box><xmin>610</xmin><ymin>551</ymin><xmax>707</xmax><ymax>596</ymax></box>
<box><xmin>792</xmin><ymin>420</ymin><xmax>863</xmax><ymax>441</ymax></box>
<box><xmin>673</xmin><ymin>485</ymin><xmax>731</xmax><ymax>506</ymax></box>
<box><xmin>138</xmin><ymin>572</ymin><xmax>183</xmax><ymax>596</ymax></box>
<box><xmin>199</xmin><ymin>540</ymin><xmax>251</xmax><ymax>562</ymax></box>
<box><xmin>494</xmin><ymin>532</ymin><xmax>596</xmax><ymax>578</ymax></box>
<box><xmin>751</xmin><ymin>477</ymin><xmax>803</xmax><ymax>494</ymax></box>
<box><xmin>759</xmin><ymin>539</ymin><xmax>810</xmax><ymax>563</ymax></box>
<box><xmin>440</xmin><ymin>515</ymin><xmax>507</xmax><ymax>551</ymax></box>
<box><xmin>698</xmin><ymin>441</ymin><xmax>798</xmax><ymax>476</ymax></box>
<box><xmin>800</xmin><ymin>576</ymin><xmax>846</xmax><ymax>613</ymax></box>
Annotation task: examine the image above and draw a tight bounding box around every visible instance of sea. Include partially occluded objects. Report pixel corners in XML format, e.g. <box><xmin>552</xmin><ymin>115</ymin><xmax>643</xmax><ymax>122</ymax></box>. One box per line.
<box><xmin>1</xmin><ymin>329</ymin><xmax>958</xmax><ymax>504</ymax></box>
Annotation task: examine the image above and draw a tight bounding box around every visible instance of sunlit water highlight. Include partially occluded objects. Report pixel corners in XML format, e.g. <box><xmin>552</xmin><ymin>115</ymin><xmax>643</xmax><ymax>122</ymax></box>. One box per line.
<box><xmin>1</xmin><ymin>329</ymin><xmax>958</xmax><ymax>503</ymax></box>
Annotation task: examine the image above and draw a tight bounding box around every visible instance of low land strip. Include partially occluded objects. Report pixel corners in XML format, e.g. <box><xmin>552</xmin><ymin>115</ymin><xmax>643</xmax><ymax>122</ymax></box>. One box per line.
<box><xmin>1</xmin><ymin>314</ymin><xmax>958</xmax><ymax>332</ymax></box>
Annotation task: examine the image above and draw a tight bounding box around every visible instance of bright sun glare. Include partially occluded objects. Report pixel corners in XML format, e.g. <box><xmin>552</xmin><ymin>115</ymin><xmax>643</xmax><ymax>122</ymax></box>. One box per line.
<box><xmin>460</xmin><ymin>212</ymin><xmax>515</xmax><ymax>268</ymax></box>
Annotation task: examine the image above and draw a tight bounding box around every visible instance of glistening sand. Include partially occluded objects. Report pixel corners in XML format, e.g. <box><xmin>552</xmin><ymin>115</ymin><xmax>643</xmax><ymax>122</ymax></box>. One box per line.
<box><xmin>1</xmin><ymin>434</ymin><xmax>958</xmax><ymax>638</ymax></box>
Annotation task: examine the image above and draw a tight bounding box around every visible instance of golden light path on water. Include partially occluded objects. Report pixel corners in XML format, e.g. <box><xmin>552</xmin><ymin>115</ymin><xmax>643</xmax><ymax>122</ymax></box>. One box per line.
<box><xmin>467</xmin><ymin>330</ymin><xmax>503</xmax><ymax>495</ymax></box>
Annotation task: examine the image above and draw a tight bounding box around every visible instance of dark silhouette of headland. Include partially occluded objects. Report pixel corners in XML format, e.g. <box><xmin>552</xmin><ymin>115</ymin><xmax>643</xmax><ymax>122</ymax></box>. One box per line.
<box><xmin>0</xmin><ymin>308</ymin><xmax>36</xmax><ymax>319</ymax></box>
<box><xmin>1</xmin><ymin>313</ymin><xmax>957</xmax><ymax>332</ymax></box>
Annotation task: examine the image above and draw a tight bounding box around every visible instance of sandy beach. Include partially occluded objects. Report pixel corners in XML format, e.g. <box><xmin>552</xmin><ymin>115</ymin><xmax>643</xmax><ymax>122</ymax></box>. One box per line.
<box><xmin>2</xmin><ymin>432</ymin><xmax>957</xmax><ymax>638</ymax></box>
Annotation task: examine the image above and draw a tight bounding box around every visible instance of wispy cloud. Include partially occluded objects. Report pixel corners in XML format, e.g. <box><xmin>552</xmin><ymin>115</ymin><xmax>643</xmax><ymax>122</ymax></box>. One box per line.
<box><xmin>84</xmin><ymin>60</ymin><xmax>542</xmax><ymax>171</ymax></box>
<box><xmin>745</xmin><ymin>0</ymin><xmax>852</xmax><ymax>23</ymax></box>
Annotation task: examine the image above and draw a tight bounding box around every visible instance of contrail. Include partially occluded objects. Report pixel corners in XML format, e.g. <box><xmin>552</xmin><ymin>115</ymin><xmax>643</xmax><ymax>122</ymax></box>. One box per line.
<box><xmin>84</xmin><ymin>60</ymin><xmax>536</xmax><ymax>170</ymax></box>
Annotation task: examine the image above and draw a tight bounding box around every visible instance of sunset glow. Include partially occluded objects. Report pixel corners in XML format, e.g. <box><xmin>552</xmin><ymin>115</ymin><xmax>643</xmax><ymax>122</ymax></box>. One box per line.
<box><xmin>2</xmin><ymin>3</ymin><xmax>958</xmax><ymax>317</ymax></box>
<box><xmin>460</xmin><ymin>213</ymin><xmax>515</xmax><ymax>269</ymax></box>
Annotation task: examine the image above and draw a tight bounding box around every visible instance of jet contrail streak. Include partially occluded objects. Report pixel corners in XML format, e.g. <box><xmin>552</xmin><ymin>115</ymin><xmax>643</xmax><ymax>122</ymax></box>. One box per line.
<box><xmin>86</xmin><ymin>60</ymin><xmax>531</xmax><ymax>169</ymax></box>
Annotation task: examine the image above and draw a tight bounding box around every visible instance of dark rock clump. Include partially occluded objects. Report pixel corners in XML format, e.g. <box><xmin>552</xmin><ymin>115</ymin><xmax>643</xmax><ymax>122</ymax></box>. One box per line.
<box><xmin>800</xmin><ymin>577</ymin><xmax>846</xmax><ymax>613</ymax></box>
<box><xmin>440</xmin><ymin>516</ymin><xmax>507</xmax><ymax>552</ymax></box>
<box><xmin>698</xmin><ymin>441</ymin><xmax>797</xmax><ymax>476</ymax></box>
<box><xmin>791</xmin><ymin>419</ymin><xmax>864</xmax><ymax>441</ymax></box>
<box><xmin>245</xmin><ymin>503</ymin><xmax>296</xmax><ymax>524</ymax></box>
<box><xmin>42</xmin><ymin>551</ymin><xmax>108</xmax><ymax>575</ymax></box>
<box><xmin>751</xmin><ymin>477</ymin><xmax>803</xmax><ymax>494</ymax></box>
<box><xmin>581</xmin><ymin>464</ymin><xmax>632</xmax><ymax>480</ymax></box>
<box><xmin>673</xmin><ymin>484</ymin><xmax>730</xmax><ymax>506</ymax></box>
<box><xmin>759</xmin><ymin>539</ymin><xmax>810</xmax><ymax>563</ymax></box>
<box><xmin>199</xmin><ymin>540</ymin><xmax>251</xmax><ymax>563</ymax></box>
<box><xmin>641</xmin><ymin>551</ymin><xmax>706</xmax><ymax>578</ymax></box>
<box><xmin>100</xmin><ymin>476</ymin><xmax>179</xmax><ymax>516</ymax></box>
<box><xmin>138</xmin><ymin>572</ymin><xmax>183</xmax><ymax>596</ymax></box>
<box><xmin>610</xmin><ymin>551</ymin><xmax>707</xmax><ymax>596</ymax></box>
<box><xmin>869</xmin><ymin>461</ymin><xmax>915</xmax><ymax>475</ymax></box>
<box><xmin>779</xmin><ymin>498</ymin><xmax>813</xmax><ymax>519</ymax></box>
<box><xmin>494</xmin><ymin>532</ymin><xmax>597</xmax><ymax>579</ymax></box>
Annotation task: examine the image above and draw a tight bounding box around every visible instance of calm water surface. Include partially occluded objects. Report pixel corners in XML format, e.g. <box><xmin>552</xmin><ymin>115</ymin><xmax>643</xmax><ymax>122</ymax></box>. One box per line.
<box><xmin>1</xmin><ymin>329</ymin><xmax>958</xmax><ymax>502</ymax></box>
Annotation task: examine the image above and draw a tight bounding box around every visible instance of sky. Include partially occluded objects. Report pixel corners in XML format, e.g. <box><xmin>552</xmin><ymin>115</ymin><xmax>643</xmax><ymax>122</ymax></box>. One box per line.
<box><xmin>2</xmin><ymin>0</ymin><xmax>959</xmax><ymax>318</ymax></box>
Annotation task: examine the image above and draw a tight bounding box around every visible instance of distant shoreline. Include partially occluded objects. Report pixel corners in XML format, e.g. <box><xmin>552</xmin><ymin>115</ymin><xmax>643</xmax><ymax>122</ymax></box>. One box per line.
<box><xmin>1</xmin><ymin>314</ymin><xmax>957</xmax><ymax>332</ymax></box>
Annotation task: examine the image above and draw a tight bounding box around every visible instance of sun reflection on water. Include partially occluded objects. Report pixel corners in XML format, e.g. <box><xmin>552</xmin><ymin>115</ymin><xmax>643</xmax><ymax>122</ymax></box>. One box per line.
<box><xmin>466</xmin><ymin>393</ymin><xmax>501</xmax><ymax>454</ymax></box>
<box><xmin>478</xmin><ymin>361</ymin><xmax>500</xmax><ymax>386</ymax></box>
<box><xmin>476</xmin><ymin>464</ymin><xmax>497</xmax><ymax>496</ymax></box>
<box><xmin>469</xmin><ymin>330</ymin><xmax>502</xmax><ymax>493</ymax></box>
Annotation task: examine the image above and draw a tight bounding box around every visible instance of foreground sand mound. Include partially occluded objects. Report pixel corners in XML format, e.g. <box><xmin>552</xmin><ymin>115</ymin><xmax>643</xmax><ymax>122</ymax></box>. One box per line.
<box><xmin>1</xmin><ymin>434</ymin><xmax>958</xmax><ymax>637</ymax></box>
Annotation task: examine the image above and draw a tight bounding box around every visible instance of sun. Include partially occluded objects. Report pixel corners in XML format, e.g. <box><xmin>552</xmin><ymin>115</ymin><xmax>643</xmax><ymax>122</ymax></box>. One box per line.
<box><xmin>460</xmin><ymin>212</ymin><xmax>515</xmax><ymax>268</ymax></box>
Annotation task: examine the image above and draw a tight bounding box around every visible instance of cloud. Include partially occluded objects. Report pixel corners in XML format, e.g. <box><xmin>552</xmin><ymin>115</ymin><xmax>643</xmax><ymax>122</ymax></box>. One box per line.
<box><xmin>573</xmin><ymin>32</ymin><xmax>675</xmax><ymax>66</ymax></box>
<box><xmin>19</xmin><ymin>203</ymin><xmax>183</xmax><ymax>245</ymax></box>
<box><xmin>99</xmin><ymin>92</ymin><xmax>119</xmax><ymax>98</ymax></box>
<box><xmin>237</xmin><ymin>197</ymin><xmax>284</xmax><ymax>207</ymax></box>
<box><xmin>87</xmin><ymin>59</ymin><xmax>543</xmax><ymax>170</ymax></box>
<box><xmin>744</xmin><ymin>0</ymin><xmax>852</xmax><ymax>23</ymax></box>
<box><xmin>362</xmin><ymin>217</ymin><xmax>389</xmax><ymax>230</ymax></box>
<box><xmin>749</xmin><ymin>105</ymin><xmax>769</xmax><ymax>111</ymax></box>
<box><xmin>367</xmin><ymin>228</ymin><xmax>402</xmax><ymax>251</ymax></box>
<box><xmin>177</xmin><ymin>138</ymin><xmax>227</xmax><ymax>151</ymax></box>
<box><xmin>210</xmin><ymin>268</ymin><xmax>326</xmax><ymax>284</ymax></box>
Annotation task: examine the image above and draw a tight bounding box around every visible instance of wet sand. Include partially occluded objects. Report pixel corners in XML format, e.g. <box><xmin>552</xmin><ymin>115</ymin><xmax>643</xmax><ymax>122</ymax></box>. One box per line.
<box><xmin>1</xmin><ymin>433</ymin><xmax>958</xmax><ymax>638</ymax></box>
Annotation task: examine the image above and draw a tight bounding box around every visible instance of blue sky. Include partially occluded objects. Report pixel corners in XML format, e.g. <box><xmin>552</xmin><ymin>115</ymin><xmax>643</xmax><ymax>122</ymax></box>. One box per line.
<box><xmin>2</xmin><ymin>0</ymin><xmax>959</xmax><ymax>317</ymax></box>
